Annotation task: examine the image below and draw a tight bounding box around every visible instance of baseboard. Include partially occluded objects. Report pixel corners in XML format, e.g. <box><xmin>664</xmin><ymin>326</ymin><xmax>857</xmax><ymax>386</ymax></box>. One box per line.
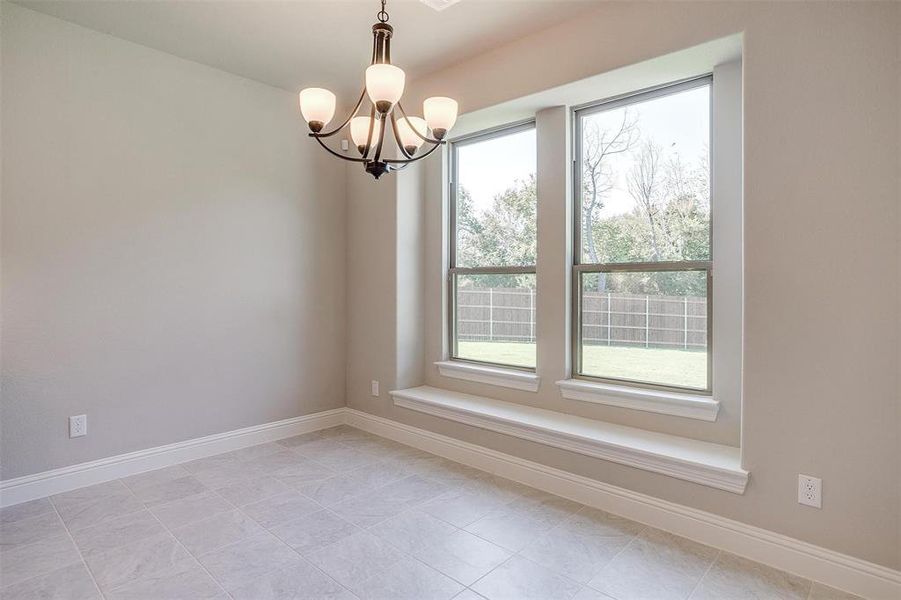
<box><xmin>0</xmin><ymin>408</ymin><xmax>345</xmax><ymax>507</ymax></box>
<box><xmin>344</xmin><ymin>408</ymin><xmax>901</xmax><ymax>600</ymax></box>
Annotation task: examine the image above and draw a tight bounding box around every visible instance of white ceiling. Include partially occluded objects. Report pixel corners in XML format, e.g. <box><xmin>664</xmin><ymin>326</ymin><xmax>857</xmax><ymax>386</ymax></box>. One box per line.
<box><xmin>15</xmin><ymin>0</ymin><xmax>599</xmax><ymax>100</ymax></box>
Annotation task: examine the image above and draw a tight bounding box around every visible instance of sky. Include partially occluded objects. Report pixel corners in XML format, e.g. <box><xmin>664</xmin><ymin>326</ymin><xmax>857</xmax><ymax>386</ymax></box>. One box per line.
<box><xmin>455</xmin><ymin>84</ymin><xmax>709</xmax><ymax>219</ymax></box>
<box><xmin>456</xmin><ymin>127</ymin><xmax>537</xmax><ymax>214</ymax></box>
<box><xmin>585</xmin><ymin>84</ymin><xmax>710</xmax><ymax>217</ymax></box>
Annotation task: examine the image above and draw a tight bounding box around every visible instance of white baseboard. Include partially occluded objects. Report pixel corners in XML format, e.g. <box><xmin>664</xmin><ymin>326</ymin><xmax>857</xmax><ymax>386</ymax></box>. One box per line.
<box><xmin>344</xmin><ymin>408</ymin><xmax>901</xmax><ymax>600</ymax></box>
<box><xmin>0</xmin><ymin>408</ymin><xmax>345</xmax><ymax>507</ymax></box>
<box><xmin>3</xmin><ymin>406</ymin><xmax>898</xmax><ymax>599</ymax></box>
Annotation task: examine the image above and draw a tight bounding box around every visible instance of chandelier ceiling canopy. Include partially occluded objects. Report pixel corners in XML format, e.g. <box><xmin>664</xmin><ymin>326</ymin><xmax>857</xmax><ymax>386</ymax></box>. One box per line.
<box><xmin>298</xmin><ymin>0</ymin><xmax>459</xmax><ymax>179</ymax></box>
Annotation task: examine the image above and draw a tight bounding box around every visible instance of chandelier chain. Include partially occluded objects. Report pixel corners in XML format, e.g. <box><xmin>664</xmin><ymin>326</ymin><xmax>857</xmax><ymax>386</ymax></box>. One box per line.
<box><xmin>377</xmin><ymin>0</ymin><xmax>389</xmax><ymax>23</ymax></box>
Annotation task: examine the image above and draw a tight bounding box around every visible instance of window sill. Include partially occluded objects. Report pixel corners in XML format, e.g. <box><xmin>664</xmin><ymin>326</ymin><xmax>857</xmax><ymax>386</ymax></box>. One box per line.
<box><xmin>435</xmin><ymin>360</ymin><xmax>540</xmax><ymax>392</ymax></box>
<box><xmin>390</xmin><ymin>386</ymin><xmax>747</xmax><ymax>493</ymax></box>
<box><xmin>556</xmin><ymin>379</ymin><xmax>720</xmax><ymax>422</ymax></box>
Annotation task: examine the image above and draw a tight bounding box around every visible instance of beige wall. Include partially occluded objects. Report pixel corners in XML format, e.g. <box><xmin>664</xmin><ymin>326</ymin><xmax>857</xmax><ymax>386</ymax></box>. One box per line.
<box><xmin>0</xmin><ymin>5</ymin><xmax>347</xmax><ymax>479</ymax></box>
<box><xmin>346</xmin><ymin>1</ymin><xmax>901</xmax><ymax>569</ymax></box>
<box><xmin>345</xmin><ymin>162</ymin><xmax>426</xmax><ymax>413</ymax></box>
<box><xmin>345</xmin><ymin>167</ymin><xmax>399</xmax><ymax>412</ymax></box>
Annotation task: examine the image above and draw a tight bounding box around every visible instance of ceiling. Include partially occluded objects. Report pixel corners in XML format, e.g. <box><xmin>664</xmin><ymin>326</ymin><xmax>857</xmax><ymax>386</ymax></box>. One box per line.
<box><xmin>15</xmin><ymin>0</ymin><xmax>599</xmax><ymax>100</ymax></box>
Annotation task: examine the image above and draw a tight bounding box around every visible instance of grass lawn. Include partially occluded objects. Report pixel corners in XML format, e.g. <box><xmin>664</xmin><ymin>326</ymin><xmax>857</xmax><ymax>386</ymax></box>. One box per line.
<box><xmin>457</xmin><ymin>341</ymin><xmax>706</xmax><ymax>389</ymax></box>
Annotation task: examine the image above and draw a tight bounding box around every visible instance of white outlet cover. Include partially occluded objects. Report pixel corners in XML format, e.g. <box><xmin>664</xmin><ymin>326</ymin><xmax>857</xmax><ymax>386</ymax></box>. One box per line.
<box><xmin>371</xmin><ymin>380</ymin><xmax>380</xmax><ymax>397</ymax></box>
<box><xmin>69</xmin><ymin>415</ymin><xmax>87</xmax><ymax>438</ymax></box>
<box><xmin>798</xmin><ymin>474</ymin><xmax>822</xmax><ymax>508</ymax></box>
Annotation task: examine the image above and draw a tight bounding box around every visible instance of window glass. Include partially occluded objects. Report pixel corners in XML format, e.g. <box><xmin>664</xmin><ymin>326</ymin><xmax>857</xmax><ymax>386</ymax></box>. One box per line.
<box><xmin>579</xmin><ymin>270</ymin><xmax>707</xmax><ymax>389</ymax></box>
<box><xmin>579</xmin><ymin>85</ymin><xmax>710</xmax><ymax>264</ymax></box>
<box><xmin>451</xmin><ymin>124</ymin><xmax>537</xmax><ymax>370</ymax></box>
<box><xmin>455</xmin><ymin>128</ymin><xmax>537</xmax><ymax>268</ymax></box>
<box><xmin>455</xmin><ymin>273</ymin><xmax>536</xmax><ymax>368</ymax></box>
<box><xmin>576</xmin><ymin>80</ymin><xmax>712</xmax><ymax>391</ymax></box>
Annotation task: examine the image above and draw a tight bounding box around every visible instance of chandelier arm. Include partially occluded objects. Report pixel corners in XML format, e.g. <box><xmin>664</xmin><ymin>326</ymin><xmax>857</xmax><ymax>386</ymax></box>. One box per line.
<box><xmin>383</xmin><ymin>139</ymin><xmax>443</xmax><ymax>165</ymax></box>
<box><xmin>396</xmin><ymin>102</ymin><xmax>443</xmax><ymax>144</ymax></box>
<box><xmin>389</xmin><ymin>113</ymin><xmax>416</xmax><ymax>160</ymax></box>
<box><xmin>309</xmin><ymin>134</ymin><xmax>369</xmax><ymax>163</ymax></box>
<box><xmin>315</xmin><ymin>88</ymin><xmax>367</xmax><ymax>138</ymax></box>
<box><xmin>362</xmin><ymin>105</ymin><xmax>377</xmax><ymax>159</ymax></box>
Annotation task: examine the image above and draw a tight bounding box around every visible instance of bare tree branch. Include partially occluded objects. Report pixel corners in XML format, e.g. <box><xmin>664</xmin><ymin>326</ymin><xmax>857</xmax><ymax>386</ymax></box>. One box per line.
<box><xmin>580</xmin><ymin>109</ymin><xmax>639</xmax><ymax>282</ymax></box>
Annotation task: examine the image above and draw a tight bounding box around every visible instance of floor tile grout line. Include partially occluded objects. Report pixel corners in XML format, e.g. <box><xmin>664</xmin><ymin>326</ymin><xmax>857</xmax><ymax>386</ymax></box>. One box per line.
<box><xmin>275</xmin><ymin>453</ymin><xmax>495</xmax><ymax>595</ymax></box>
<box><xmin>147</xmin><ymin>474</ymin><xmax>361</xmax><ymax>600</ymax></box>
<box><xmin>465</xmin><ymin>551</ymin><xmax>520</xmax><ymax>593</ymax></box>
<box><xmin>162</xmin><ymin>436</ymin><xmax>570</xmax><ymax>598</ymax></box>
<box><xmin>360</xmin><ymin>507</ymin><xmax>480</xmax><ymax>591</ymax></box>
<box><xmin>296</xmin><ymin>493</ymin><xmax>468</xmax><ymax>597</ymax></box>
<box><xmin>246</xmin><ymin>499</ymin><xmax>365</xmax><ymax>600</ymax></box>
<box><xmin>685</xmin><ymin>548</ymin><xmax>721</xmax><ymax>600</ymax></box>
<box><xmin>142</xmin><ymin>493</ymin><xmax>238</xmax><ymax>600</ymax></box>
<box><xmin>352</xmin><ymin>426</ymin><xmax>676</xmax><ymax>600</ymax></box>
<box><xmin>46</xmin><ymin>493</ymin><xmax>108</xmax><ymax>600</ymax></box>
<box><xmin>309</xmin><ymin>426</ymin><xmax>816</xmax><ymax>600</ymax></box>
<box><xmin>50</xmin><ymin>479</ymin><xmax>149</xmax><ymax>537</ymax></box>
<box><xmin>0</xmin><ymin>504</ymin><xmax>63</xmax><ymax>536</ymax></box>
<box><xmin>581</xmin><ymin>528</ymin><xmax>646</xmax><ymax>599</ymax></box>
<box><xmin>345</xmin><ymin>426</ymin><xmax>819</xmax><ymax>600</ymax></box>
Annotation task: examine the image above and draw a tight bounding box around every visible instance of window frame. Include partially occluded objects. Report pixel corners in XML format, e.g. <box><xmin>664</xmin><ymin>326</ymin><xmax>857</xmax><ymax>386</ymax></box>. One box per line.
<box><xmin>447</xmin><ymin>119</ymin><xmax>538</xmax><ymax>373</ymax></box>
<box><xmin>571</xmin><ymin>75</ymin><xmax>714</xmax><ymax>395</ymax></box>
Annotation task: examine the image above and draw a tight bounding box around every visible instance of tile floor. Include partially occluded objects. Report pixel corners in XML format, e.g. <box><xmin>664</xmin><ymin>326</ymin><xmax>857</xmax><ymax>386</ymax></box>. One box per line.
<box><xmin>0</xmin><ymin>425</ymin><xmax>861</xmax><ymax>600</ymax></box>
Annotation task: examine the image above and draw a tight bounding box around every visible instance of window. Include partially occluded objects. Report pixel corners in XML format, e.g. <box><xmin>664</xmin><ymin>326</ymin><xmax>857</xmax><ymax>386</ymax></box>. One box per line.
<box><xmin>573</xmin><ymin>77</ymin><xmax>712</xmax><ymax>393</ymax></box>
<box><xmin>449</xmin><ymin>122</ymin><xmax>537</xmax><ymax>370</ymax></box>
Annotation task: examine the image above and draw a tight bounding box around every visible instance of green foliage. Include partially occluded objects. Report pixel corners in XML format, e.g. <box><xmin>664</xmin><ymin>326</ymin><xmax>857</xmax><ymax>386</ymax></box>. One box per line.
<box><xmin>585</xmin><ymin>145</ymin><xmax>710</xmax><ymax>297</ymax></box>
<box><xmin>454</xmin><ymin>139</ymin><xmax>710</xmax><ymax>297</ymax></box>
<box><xmin>457</xmin><ymin>174</ymin><xmax>536</xmax><ymax>288</ymax></box>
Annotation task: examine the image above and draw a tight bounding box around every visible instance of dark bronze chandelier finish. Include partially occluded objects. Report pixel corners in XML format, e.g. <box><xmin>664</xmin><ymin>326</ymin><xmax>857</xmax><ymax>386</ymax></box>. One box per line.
<box><xmin>298</xmin><ymin>0</ymin><xmax>457</xmax><ymax>179</ymax></box>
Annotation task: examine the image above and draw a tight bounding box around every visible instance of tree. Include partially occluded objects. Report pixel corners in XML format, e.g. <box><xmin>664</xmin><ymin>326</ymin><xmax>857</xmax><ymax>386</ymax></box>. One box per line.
<box><xmin>581</xmin><ymin>111</ymin><xmax>639</xmax><ymax>266</ymax></box>
<box><xmin>626</xmin><ymin>140</ymin><xmax>664</xmax><ymax>260</ymax></box>
<box><xmin>456</xmin><ymin>175</ymin><xmax>536</xmax><ymax>287</ymax></box>
<box><xmin>454</xmin><ymin>187</ymin><xmax>483</xmax><ymax>268</ymax></box>
<box><xmin>597</xmin><ymin>142</ymin><xmax>710</xmax><ymax>296</ymax></box>
<box><xmin>660</xmin><ymin>152</ymin><xmax>710</xmax><ymax>262</ymax></box>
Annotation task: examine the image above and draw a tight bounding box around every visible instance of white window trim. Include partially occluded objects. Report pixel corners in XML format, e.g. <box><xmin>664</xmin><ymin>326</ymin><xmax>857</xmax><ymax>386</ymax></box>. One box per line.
<box><xmin>556</xmin><ymin>378</ymin><xmax>719</xmax><ymax>421</ymax></box>
<box><xmin>435</xmin><ymin>360</ymin><xmax>540</xmax><ymax>392</ymax></box>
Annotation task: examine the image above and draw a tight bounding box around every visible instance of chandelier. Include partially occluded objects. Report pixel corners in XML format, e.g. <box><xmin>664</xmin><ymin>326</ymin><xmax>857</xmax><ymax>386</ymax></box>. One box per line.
<box><xmin>298</xmin><ymin>0</ymin><xmax>459</xmax><ymax>179</ymax></box>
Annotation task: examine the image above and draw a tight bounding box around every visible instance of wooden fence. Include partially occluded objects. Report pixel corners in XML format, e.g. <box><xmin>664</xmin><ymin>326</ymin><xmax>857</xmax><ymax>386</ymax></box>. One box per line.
<box><xmin>457</xmin><ymin>287</ymin><xmax>707</xmax><ymax>349</ymax></box>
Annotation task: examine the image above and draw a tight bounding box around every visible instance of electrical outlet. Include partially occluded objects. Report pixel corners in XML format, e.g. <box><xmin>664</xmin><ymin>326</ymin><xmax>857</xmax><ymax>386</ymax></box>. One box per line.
<box><xmin>340</xmin><ymin>139</ymin><xmax>349</xmax><ymax>152</ymax></box>
<box><xmin>798</xmin><ymin>474</ymin><xmax>822</xmax><ymax>508</ymax></box>
<box><xmin>69</xmin><ymin>415</ymin><xmax>87</xmax><ymax>438</ymax></box>
<box><xmin>371</xmin><ymin>380</ymin><xmax>380</xmax><ymax>397</ymax></box>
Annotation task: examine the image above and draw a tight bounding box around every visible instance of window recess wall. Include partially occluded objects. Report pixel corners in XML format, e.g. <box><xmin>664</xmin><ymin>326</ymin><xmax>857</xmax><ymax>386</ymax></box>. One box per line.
<box><xmin>428</xmin><ymin>58</ymin><xmax>742</xmax><ymax>447</ymax></box>
<box><xmin>564</xmin><ymin>64</ymin><xmax>741</xmax><ymax>426</ymax></box>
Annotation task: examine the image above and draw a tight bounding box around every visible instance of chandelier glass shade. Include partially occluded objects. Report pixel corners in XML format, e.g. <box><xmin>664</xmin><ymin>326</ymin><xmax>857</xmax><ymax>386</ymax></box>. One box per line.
<box><xmin>298</xmin><ymin>0</ymin><xmax>458</xmax><ymax>179</ymax></box>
